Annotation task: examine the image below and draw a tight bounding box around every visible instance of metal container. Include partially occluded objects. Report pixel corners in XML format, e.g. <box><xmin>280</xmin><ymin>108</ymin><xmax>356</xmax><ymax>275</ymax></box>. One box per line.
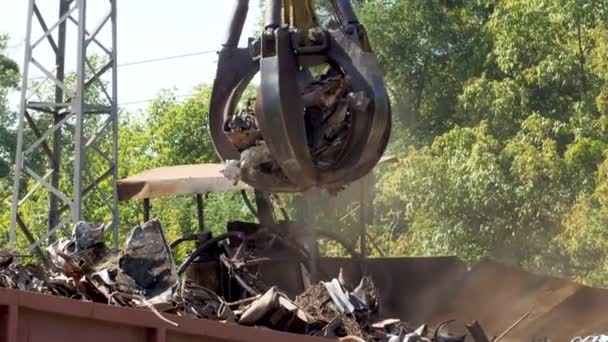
<box><xmin>0</xmin><ymin>287</ymin><xmax>325</xmax><ymax>342</ymax></box>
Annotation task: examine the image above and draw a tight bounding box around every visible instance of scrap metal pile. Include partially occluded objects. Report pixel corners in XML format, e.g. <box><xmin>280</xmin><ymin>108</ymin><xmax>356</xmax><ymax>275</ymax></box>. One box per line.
<box><xmin>0</xmin><ymin>220</ymin><xmax>431</xmax><ymax>341</ymax></box>
<box><xmin>1</xmin><ymin>220</ymin><xmax>604</xmax><ymax>341</ymax></box>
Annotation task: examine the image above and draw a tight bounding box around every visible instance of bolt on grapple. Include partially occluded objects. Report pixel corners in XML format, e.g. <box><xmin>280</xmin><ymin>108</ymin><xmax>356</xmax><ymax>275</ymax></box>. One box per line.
<box><xmin>209</xmin><ymin>0</ymin><xmax>391</xmax><ymax>193</ymax></box>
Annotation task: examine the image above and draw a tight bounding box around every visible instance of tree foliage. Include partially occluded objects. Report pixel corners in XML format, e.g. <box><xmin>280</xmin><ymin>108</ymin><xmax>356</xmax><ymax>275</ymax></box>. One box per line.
<box><xmin>363</xmin><ymin>0</ymin><xmax>608</xmax><ymax>285</ymax></box>
<box><xmin>0</xmin><ymin>35</ymin><xmax>19</xmax><ymax>179</ymax></box>
<box><xmin>0</xmin><ymin>35</ymin><xmax>19</xmax><ymax>238</ymax></box>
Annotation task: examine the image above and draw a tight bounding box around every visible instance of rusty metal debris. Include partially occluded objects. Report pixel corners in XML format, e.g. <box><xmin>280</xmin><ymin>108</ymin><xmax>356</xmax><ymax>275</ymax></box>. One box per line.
<box><xmin>116</xmin><ymin>220</ymin><xmax>180</xmax><ymax>303</ymax></box>
<box><xmin>239</xmin><ymin>286</ymin><xmax>324</xmax><ymax>334</ymax></box>
<box><xmin>223</xmin><ymin>99</ymin><xmax>262</xmax><ymax>151</ymax></box>
<box><xmin>0</xmin><ymin>219</ymin><xmax>579</xmax><ymax>341</ymax></box>
<box><xmin>465</xmin><ymin>321</ymin><xmax>490</xmax><ymax>342</ymax></box>
<box><xmin>222</xmin><ymin>74</ymin><xmax>370</xmax><ymax>193</ymax></box>
<box><xmin>571</xmin><ymin>336</ymin><xmax>608</xmax><ymax>342</ymax></box>
<box><xmin>209</xmin><ymin>0</ymin><xmax>392</xmax><ymax>193</ymax></box>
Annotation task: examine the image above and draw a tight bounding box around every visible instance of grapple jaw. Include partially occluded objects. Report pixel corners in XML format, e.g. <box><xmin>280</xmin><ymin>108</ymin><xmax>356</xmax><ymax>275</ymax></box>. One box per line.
<box><xmin>210</xmin><ymin>0</ymin><xmax>391</xmax><ymax>193</ymax></box>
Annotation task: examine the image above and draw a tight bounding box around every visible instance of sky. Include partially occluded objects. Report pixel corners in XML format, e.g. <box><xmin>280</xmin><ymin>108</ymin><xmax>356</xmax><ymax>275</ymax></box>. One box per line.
<box><xmin>0</xmin><ymin>0</ymin><xmax>261</xmax><ymax>112</ymax></box>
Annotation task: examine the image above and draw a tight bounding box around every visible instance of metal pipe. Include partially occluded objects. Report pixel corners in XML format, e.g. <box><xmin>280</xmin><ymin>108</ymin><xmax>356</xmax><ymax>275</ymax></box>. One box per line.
<box><xmin>72</xmin><ymin>0</ymin><xmax>88</xmax><ymax>222</ymax></box>
<box><xmin>143</xmin><ymin>198</ymin><xmax>150</xmax><ymax>223</ymax></box>
<box><xmin>333</xmin><ymin>0</ymin><xmax>359</xmax><ymax>24</ymax></box>
<box><xmin>265</xmin><ymin>0</ymin><xmax>282</xmax><ymax>28</ymax></box>
<box><xmin>170</xmin><ymin>233</ymin><xmax>197</xmax><ymax>249</ymax></box>
<box><xmin>240</xmin><ymin>190</ymin><xmax>257</xmax><ymax>217</ymax></box>
<box><xmin>10</xmin><ymin>0</ymin><xmax>35</xmax><ymax>250</ymax></box>
<box><xmin>254</xmin><ymin>190</ymin><xmax>275</xmax><ymax>226</ymax></box>
<box><xmin>359</xmin><ymin>175</ymin><xmax>368</xmax><ymax>275</ymax></box>
<box><xmin>196</xmin><ymin>194</ymin><xmax>205</xmax><ymax>231</ymax></box>
<box><xmin>223</xmin><ymin>0</ymin><xmax>249</xmax><ymax>47</ymax></box>
<box><xmin>49</xmin><ymin>0</ymin><xmax>69</xmax><ymax>243</ymax></box>
<box><xmin>177</xmin><ymin>232</ymin><xmax>244</xmax><ymax>275</ymax></box>
<box><xmin>110</xmin><ymin>0</ymin><xmax>119</xmax><ymax>250</ymax></box>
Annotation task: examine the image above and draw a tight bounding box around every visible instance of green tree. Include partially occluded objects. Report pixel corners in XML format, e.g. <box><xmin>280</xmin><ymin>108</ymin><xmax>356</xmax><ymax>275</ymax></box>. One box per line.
<box><xmin>365</xmin><ymin>0</ymin><xmax>608</xmax><ymax>285</ymax></box>
<box><xmin>0</xmin><ymin>35</ymin><xmax>19</xmax><ymax>179</ymax></box>
<box><xmin>359</xmin><ymin>0</ymin><xmax>492</xmax><ymax>143</ymax></box>
<box><xmin>0</xmin><ymin>35</ymin><xmax>20</xmax><ymax>240</ymax></box>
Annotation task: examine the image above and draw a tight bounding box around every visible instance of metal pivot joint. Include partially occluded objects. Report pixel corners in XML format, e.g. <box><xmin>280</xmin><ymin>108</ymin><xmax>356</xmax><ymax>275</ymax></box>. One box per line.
<box><xmin>209</xmin><ymin>0</ymin><xmax>391</xmax><ymax>192</ymax></box>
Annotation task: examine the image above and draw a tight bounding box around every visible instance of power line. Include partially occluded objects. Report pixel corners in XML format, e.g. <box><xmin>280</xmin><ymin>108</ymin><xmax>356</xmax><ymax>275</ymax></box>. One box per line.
<box><xmin>21</xmin><ymin>50</ymin><xmax>220</xmax><ymax>107</ymax></box>
<box><xmin>117</xmin><ymin>50</ymin><xmax>217</xmax><ymax>67</ymax></box>
<box><xmin>119</xmin><ymin>93</ymin><xmax>196</xmax><ymax>106</ymax></box>
<box><xmin>27</xmin><ymin>49</ymin><xmax>218</xmax><ymax>80</ymax></box>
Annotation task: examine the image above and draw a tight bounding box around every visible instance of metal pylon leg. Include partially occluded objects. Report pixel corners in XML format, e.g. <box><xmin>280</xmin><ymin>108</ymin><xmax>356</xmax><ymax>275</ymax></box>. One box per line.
<box><xmin>10</xmin><ymin>0</ymin><xmax>119</xmax><ymax>255</ymax></box>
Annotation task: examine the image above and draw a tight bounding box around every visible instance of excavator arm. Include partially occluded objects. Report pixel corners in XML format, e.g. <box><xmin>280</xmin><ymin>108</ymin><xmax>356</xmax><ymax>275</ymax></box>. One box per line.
<box><xmin>209</xmin><ymin>0</ymin><xmax>391</xmax><ymax>193</ymax></box>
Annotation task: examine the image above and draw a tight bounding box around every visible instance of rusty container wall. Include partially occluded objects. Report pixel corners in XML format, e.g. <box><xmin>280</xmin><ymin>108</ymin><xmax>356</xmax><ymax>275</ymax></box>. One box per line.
<box><xmin>0</xmin><ymin>288</ymin><xmax>325</xmax><ymax>342</ymax></box>
<box><xmin>426</xmin><ymin>259</ymin><xmax>608</xmax><ymax>341</ymax></box>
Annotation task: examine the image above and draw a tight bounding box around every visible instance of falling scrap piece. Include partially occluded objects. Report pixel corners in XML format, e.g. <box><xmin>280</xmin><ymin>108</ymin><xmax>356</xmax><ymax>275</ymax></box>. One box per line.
<box><xmin>222</xmin><ymin>141</ymin><xmax>295</xmax><ymax>191</ymax></box>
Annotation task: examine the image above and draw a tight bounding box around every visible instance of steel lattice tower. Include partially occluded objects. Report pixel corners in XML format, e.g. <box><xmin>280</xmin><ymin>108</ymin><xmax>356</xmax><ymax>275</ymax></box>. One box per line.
<box><xmin>10</xmin><ymin>0</ymin><xmax>118</xmax><ymax>257</ymax></box>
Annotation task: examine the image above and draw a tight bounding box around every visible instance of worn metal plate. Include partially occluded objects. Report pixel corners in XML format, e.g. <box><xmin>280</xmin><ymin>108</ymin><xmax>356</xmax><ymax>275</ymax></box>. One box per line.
<box><xmin>0</xmin><ymin>287</ymin><xmax>327</xmax><ymax>342</ymax></box>
<box><xmin>117</xmin><ymin>164</ymin><xmax>250</xmax><ymax>201</ymax></box>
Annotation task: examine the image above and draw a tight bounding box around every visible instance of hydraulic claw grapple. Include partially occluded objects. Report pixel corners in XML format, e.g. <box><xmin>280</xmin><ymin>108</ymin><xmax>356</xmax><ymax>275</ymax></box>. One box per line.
<box><xmin>210</xmin><ymin>0</ymin><xmax>391</xmax><ymax>192</ymax></box>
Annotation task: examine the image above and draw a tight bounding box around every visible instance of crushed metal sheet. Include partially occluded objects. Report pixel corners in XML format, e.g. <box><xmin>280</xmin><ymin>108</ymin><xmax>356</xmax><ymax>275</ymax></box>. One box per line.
<box><xmin>572</xmin><ymin>336</ymin><xmax>608</xmax><ymax>342</ymax></box>
<box><xmin>401</xmin><ymin>332</ymin><xmax>431</xmax><ymax>342</ymax></box>
<box><xmin>324</xmin><ymin>278</ymin><xmax>356</xmax><ymax>314</ymax></box>
<box><xmin>222</xmin><ymin>159</ymin><xmax>242</xmax><ymax>184</ymax></box>
<box><xmin>73</xmin><ymin>221</ymin><xmax>105</xmax><ymax>250</ymax></box>
<box><xmin>371</xmin><ymin>318</ymin><xmax>403</xmax><ymax>335</ymax></box>
<box><xmin>352</xmin><ymin>276</ymin><xmax>378</xmax><ymax>314</ymax></box>
<box><xmin>223</xmin><ymin>100</ymin><xmax>262</xmax><ymax>151</ymax></box>
<box><xmin>116</xmin><ymin>219</ymin><xmax>180</xmax><ymax>303</ymax></box>
<box><xmin>315</xmin><ymin>315</ymin><xmax>344</xmax><ymax>338</ymax></box>
<box><xmin>240</xmin><ymin>286</ymin><xmax>321</xmax><ymax>334</ymax></box>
